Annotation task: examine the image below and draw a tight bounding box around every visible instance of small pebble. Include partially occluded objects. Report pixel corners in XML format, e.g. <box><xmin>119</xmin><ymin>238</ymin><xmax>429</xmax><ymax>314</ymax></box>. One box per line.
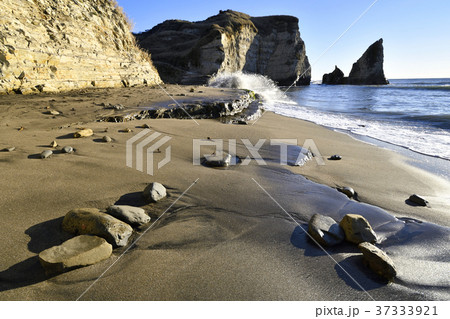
<box><xmin>103</xmin><ymin>136</ymin><xmax>112</xmax><ymax>143</ymax></box>
<box><xmin>329</xmin><ymin>154</ymin><xmax>342</xmax><ymax>160</ymax></box>
<box><xmin>46</xmin><ymin>110</ymin><xmax>60</xmax><ymax>115</ymax></box>
<box><xmin>189</xmin><ymin>88</ymin><xmax>195</xmax><ymax>92</ymax></box>
<box><xmin>63</xmin><ymin>146</ymin><xmax>74</xmax><ymax>153</ymax></box>
<box><xmin>41</xmin><ymin>150</ymin><xmax>53</xmax><ymax>159</ymax></box>
<box><xmin>18</xmin><ymin>126</ymin><xmax>24</xmax><ymax>131</ymax></box>
<box><xmin>339</xmin><ymin>186</ymin><xmax>355</xmax><ymax>198</ymax></box>
<box><xmin>120</xmin><ymin>128</ymin><xmax>131</xmax><ymax>133</ymax></box>
<box><xmin>50</xmin><ymin>140</ymin><xmax>58</xmax><ymax>148</ymax></box>
<box><xmin>142</xmin><ymin>124</ymin><xmax>150</xmax><ymax>129</ymax></box>
<box><xmin>1</xmin><ymin>147</ymin><xmax>16</xmax><ymax>152</ymax></box>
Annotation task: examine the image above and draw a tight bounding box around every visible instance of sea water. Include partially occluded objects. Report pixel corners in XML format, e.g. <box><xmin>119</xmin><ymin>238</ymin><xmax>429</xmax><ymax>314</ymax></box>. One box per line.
<box><xmin>209</xmin><ymin>73</ymin><xmax>450</xmax><ymax>177</ymax></box>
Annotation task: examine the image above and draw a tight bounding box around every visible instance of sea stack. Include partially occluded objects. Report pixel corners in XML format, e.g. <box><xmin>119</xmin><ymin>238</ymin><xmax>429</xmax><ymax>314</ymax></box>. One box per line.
<box><xmin>135</xmin><ymin>10</ymin><xmax>311</xmax><ymax>86</ymax></box>
<box><xmin>348</xmin><ymin>39</ymin><xmax>388</xmax><ymax>85</ymax></box>
<box><xmin>322</xmin><ymin>66</ymin><xmax>345</xmax><ymax>84</ymax></box>
<box><xmin>321</xmin><ymin>39</ymin><xmax>388</xmax><ymax>85</ymax></box>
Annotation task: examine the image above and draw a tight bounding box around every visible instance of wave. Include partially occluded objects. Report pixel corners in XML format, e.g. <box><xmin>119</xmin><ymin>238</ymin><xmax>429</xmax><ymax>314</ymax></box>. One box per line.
<box><xmin>208</xmin><ymin>71</ymin><xmax>295</xmax><ymax>107</ymax></box>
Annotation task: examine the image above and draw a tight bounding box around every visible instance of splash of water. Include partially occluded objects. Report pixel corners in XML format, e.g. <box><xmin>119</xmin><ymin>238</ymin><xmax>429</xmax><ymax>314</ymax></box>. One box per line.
<box><xmin>208</xmin><ymin>71</ymin><xmax>295</xmax><ymax>107</ymax></box>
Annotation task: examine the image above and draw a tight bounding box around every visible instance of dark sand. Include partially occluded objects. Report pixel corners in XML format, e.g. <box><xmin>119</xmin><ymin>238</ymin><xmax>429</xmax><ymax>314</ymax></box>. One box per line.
<box><xmin>0</xmin><ymin>85</ymin><xmax>449</xmax><ymax>300</ymax></box>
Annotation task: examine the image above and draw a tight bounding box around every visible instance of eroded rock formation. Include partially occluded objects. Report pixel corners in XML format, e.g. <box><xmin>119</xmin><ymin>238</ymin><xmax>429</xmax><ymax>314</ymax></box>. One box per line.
<box><xmin>322</xmin><ymin>66</ymin><xmax>345</xmax><ymax>85</ymax></box>
<box><xmin>135</xmin><ymin>10</ymin><xmax>311</xmax><ymax>86</ymax></box>
<box><xmin>322</xmin><ymin>39</ymin><xmax>388</xmax><ymax>85</ymax></box>
<box><xmin>0</xmin><ymin>0</ymin><xmax>161</xmax><ymax>94</ymax></box>
<box><xmin>348</xmin><ymin>38</ymin><xmax>388</xmax><ymax>85</ymax></box>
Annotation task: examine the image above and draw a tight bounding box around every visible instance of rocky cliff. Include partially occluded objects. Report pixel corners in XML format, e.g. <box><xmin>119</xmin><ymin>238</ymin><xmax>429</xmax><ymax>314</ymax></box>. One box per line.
<box><xmin>0</xmin><ymin>0</ymin><xmax>161</xmax><ymax>94</ymax></box>
<box><xmin>135</xmin><ymin>10</ymin><xmax>311</xmax><ymax>86</ymax></box>
<box><xmin>322</xmin><ymin>39</ymin><xmax>388</xmax><ymax>85</ymax></box>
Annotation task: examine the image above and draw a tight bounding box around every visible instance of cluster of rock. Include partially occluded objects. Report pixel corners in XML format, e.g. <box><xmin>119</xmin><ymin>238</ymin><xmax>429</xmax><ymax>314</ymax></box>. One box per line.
<box><xmin>0</xmin><ymin>0</ymin><xmax>161</xmax><ymax>94</ymax></box>
<box><xmin>322</xmin><ymin>39</ymin><xmax>388</xmax><ymax>85</ymax></box>
<box><xmin>307</xmin><ymin>213</ymin><xmax>397</xmax><ymax>281</ymax></box>
<box><xmin>135</xmin><ymin>10</ymin><xmax>311</xmax><ymax>86</ymax></box>
<box><xmin>38</xmin><ymin>182</ymin><xmax>166</xmax><ymax>275</ymax></box>
<box><xmin>101</xmin><ymin>90</ymin><xmax>261</xmax><ymax>122</ymax></box>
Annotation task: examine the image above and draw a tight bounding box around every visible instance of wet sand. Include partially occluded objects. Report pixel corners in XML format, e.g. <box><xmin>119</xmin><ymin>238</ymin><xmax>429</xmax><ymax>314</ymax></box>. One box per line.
<box><xmin>0</xmin><ymin>85</ymin><xmax>449</xmax><ymax>300</ymax></box>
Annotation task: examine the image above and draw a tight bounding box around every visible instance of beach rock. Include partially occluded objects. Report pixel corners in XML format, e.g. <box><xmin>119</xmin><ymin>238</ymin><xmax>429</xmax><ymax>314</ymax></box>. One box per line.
<box><xmin>358</xmin><ymin>242</ymin><xmax>397</xmax><ymax>281</ymax></box>
<box><xmin>135</xmin><ymin>10</ymin><xmax>311</xmax><ymax>85</ymax></box>
<box><xmin>62</xmin><ymin>208</ymin><xmax>133</xmax><ymax>247</ymax></box>
<box><xmin>38</xmin><ymin>235</ymin><xmax>112</xmax><ymax>275</ymax></box>
<box><xmin>107</xmin><ymin>205</ymin><xmax>151</xmax><ymax>226</ymax></box>
<box><xmin>329</xmin><ymin>155</ymin><xmax>342</xmax><ymax>160</ymax></box>
<box><xmin>74</xmin><ymin>129</ymin><xmax>93</xmax><ymax>138</ymax></box>
<box><xmin>322</xmin><ymin>66</ymin><xmax>345</xmax><ymax>85</ymax></box>
<box><xmin>120</xmin><ymin>128</ymin><xmax>132</xmax><ymax>133</ymax></box>
<box><xmin>1</xmin><ymin>147</ymin><xmax>15</xmax><ymax>152</ymax></box>
<box><xmin>408</xmin><ymin>194</ymin><xmax>429</xmax><ymax>207</ymax></box>
<box><xmin>50</xmin><ymin>140</ymin><xmax>58</xmax><ymax>148</ymax></box>
<box><xmin>40</xmin><ymin>150</ymin><xmax>53</xmax><ymax>159</ymax></box>
<box><xmin>63</xmin><ymin>146</ymin><xmax>74</xmax><ymax>154</ymax></box>
<box><xmin>142</xmin><ymin>124</ymin><xmax>150</xmax><ymax>129</ymax></box>
<box><xmin>143</xmin><ymin>182</ymin><xmax>167</xmax><ymax>202</ymax></box>
<box><xmin>308</xmin><ymin>214</ymin><xmax>345</xmax><ymax>246</ymax></box>
<box><xmin>46</xmin><ymin>110</ymin><xmax>60</xmax><ymax>115</ymax></box>
<box><xmin>0</xmin><ymin>0</ymin><xmax>161</xmax><ymax>95</ymax></box>
<box><xmin>339</xmin><ymin>187</ymin><xmax>355</xmax><ymax>199</ymax></box>
<box><xmin>102</xmin><ymin>136</ymin><xmax>112</xmax><ymax>143</ymax></box>
<box><xmin>348</xmin><ymin>39</ymin><xmax>388</xmax><ymax>85</ymax></box>
<box><xmin>339</xmin><ymin>214</ymin><xmax>377</xmax><ymax>244</ymax></box>
<box><xmin>203</xmin><ymin>153</ymin><xmax>233</xmax><ymax>167</ymax></box>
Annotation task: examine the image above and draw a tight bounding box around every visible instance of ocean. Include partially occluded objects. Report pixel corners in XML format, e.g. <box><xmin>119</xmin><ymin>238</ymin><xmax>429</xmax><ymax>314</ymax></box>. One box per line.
<box><xmin>209</xmin><ymin>73</ymin><xmax>450</xmax><ymax>178</ymax></box>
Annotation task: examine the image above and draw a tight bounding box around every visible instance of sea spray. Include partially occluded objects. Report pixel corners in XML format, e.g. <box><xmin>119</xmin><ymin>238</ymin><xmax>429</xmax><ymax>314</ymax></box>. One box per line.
<box><xmin>208</xmin><ymin>72</ymin><xmax>296</xmax><ymax>107</ymax></box>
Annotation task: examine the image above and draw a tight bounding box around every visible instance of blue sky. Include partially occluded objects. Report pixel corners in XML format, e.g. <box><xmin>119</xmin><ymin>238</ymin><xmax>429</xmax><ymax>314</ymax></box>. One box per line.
<box><xmin>117</xmin><ymin>0</ymin><xmax>450</xmax><ymax>80</ymax></box>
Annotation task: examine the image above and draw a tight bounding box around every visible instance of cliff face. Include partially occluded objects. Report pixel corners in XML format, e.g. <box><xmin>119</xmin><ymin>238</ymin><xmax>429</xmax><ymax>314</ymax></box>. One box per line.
<box><xmin>135</xmin><ymin>10</ymin><xmax>311</xmax><ymax>86</ymax></box>
<box><xmin>0</xmin><ymin>0</ymin><xmax>161</xmax><ymax>94</ymax></box>
<box><xmin>348</xmin><ymin>39</ymin><xmax>388</xmax><ymax>85</ymax></box>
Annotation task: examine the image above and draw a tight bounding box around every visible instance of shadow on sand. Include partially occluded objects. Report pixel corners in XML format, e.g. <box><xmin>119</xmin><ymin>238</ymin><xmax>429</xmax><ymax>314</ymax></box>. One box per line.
<box><xmin>0</xmin><ymin>217</ymin><xmax>71</xmax><ymax>292</ymax></box>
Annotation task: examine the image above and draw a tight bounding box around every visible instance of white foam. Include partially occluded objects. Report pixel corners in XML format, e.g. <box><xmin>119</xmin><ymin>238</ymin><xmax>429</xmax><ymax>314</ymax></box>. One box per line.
<box><xmin>208</xmin><ymin>71</ymin><xmax>296</xmax><ymax>107</ymax></box>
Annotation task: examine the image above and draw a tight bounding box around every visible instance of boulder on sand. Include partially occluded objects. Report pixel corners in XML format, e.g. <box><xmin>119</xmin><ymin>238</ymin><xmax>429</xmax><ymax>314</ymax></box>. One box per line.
<box><xmin>74</xmin><ymin>128</ymin><xmax>93</xmax><ymax>138</ymax></box>
<box><xmin>39</xmin><ymin>235</ymin><xmax>112</xmax><ymax>275</ymax></box>
<box><xmin>107</xmin><ymin>205</ymin><xmax>151</xmax><ymax>226</ymax></box>
<box><xmin>143</xmin><ymin>182</ymin><xmax>167</xmax><ymax>202</ymax></box>
<box><xmin>358</xmin><ymin>242</ymin><xmax>397</xmax><ymax>281</ymax></box>
<box><xmin>339</xmin><ymin>214</ymin><xmax>377</xmax><ymax>244</ymax></box>
<box><xmin>308</xmin><ymin>214</ymin><xmax>345</xmax><ymax>246</ymax></box>
<box><xmin>62</xmin><ymin>208</ymin><xmax>133</xmax><ymax>247</ymax></box>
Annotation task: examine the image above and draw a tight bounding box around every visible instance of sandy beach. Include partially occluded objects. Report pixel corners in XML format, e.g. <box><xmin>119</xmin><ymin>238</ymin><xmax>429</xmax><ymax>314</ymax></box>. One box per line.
<box><xmin>0</xmin><ymin>85</ymin><xmax>449</xmax><ymax>301</ymax></box>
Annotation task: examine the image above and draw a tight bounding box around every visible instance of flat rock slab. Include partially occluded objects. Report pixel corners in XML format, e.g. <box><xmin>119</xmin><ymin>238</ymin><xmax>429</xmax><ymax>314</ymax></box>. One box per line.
<box><xmin>39</xmin><ymin>235</ymin><xmax>112</xmax><ymax>275</ymax></box>
<box><xmin>107</xmin><ymin>205</ymin><xmax>150</xmax><ymax>226</ymax></box>
<box><xmin>358</xmin><ymin>242</ymin><xmax>397</xmax><ymax>281</ymax></box>
<box><xmin>62</xmin><ymin>208</ymin><xmax>133</xmax><ymax>247</ymax></box>
<box><xmin>143</xmin><ymin>182</ymin><xmax>167</xmax><ymax>202</ymax></box>
<box><xmin>339</xmin><ymin>214</ymin><xmax>377</xmax><ymax>244</ymax></box>
<box><xmin>308</xmin><ymin>214</ymin><xmax>345</xmax><ymax>246</ymax></box>
<box><xmin>203</xmin><ymin>153</ymin><xmax>232</xmax><ymax>167</ymax></box>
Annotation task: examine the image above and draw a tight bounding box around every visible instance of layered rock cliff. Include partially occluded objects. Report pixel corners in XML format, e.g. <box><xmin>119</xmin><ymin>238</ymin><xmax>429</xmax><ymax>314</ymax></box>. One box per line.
<box><xmin>322</xmin><ymin>39</ymin><xmax>388</xmax><ymax>85</ymax></box>
<box><xmin>135</xmin><ymin>10</ymin><xmax>311</xmax><ymax>86</ymax></box>
<box><xmin>0</xmin><ymin>0</ymin><xmax>161</xmax><ymax>94</ymax></box>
